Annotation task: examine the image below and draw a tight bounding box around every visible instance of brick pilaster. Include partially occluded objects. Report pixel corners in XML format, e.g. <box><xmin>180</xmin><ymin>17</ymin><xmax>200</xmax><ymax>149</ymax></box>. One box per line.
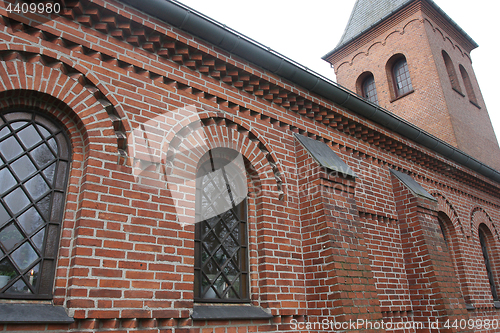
<box><xmin>298</xmin><ymin>142</ymin><xmax>384</xmax><ymax>331</ymax></box>
<box><xmin>391</xmin><ymin>173</ymin><xmax>469</xmax><ymax>332</ymax></box>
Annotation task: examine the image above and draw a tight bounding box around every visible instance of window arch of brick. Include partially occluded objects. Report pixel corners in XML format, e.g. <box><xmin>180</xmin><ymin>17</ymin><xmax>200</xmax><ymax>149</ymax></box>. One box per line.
<box><xmin>356</xmin><ymin>72</ymin><xmax>379</xmax><ymax>105</ymax></box>
<box><xmin>0</xmin><ymin>110</ymin><xmax>71</xmax><ymax>300</ymax></box>
<box><xmin>459</xmin><ymin>65</ymin><xmax>479</xmax><ymax>106</ymax></box>
<box><xmin>386</xmin><ymin>54</ymin><xmax>413</xmax><ymax>98</ymax></box>
<box><xmin>442</xmin><ymin>50</ymin><xmax>461</xmax><ymax>93</ymax></box>
<box><xmin>194</xmin><ymin>147</ymin><xmax>251</xmax><ymax>303</ymax></box>
<box><xmin>478</xmin><ymin>224</ymin><xmax>499</xmax><ymax>302</ymax></box>
<box><xmin>438</xmin><ymin>212</ymin><xmax>468</xmax><ymax>300</ymax></box>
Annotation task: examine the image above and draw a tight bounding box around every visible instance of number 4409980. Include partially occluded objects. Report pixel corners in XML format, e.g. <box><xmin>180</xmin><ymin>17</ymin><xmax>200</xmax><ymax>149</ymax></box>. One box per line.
<box><xmin>6</xmin><ymin>2</ymin><xmax>61</xmax><ymax>14</ymax></box>
<box><xmin>444</xmin><ymin>319</ymin><xmax>499</xmax><ymax>330</ymax></box>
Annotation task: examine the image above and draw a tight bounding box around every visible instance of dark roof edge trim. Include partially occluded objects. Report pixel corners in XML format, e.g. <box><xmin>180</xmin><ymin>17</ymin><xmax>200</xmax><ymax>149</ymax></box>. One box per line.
<box><xmin>323</xmin><ymin>0</ymin><xmax>478</xmax><ymax>60</ymax></box>
<box><xmin>118</xmin><ymin>0</ymin><xmax>499</xmax><ymax>184</ymax></box>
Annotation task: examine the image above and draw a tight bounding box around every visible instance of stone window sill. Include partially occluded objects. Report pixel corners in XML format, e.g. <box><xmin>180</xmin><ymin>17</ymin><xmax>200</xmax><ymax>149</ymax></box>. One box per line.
<box><xmin>390</xmin><ymin>89</ymin><xmax>414</xmax><ymax>102</ymax></box>
<box><xmin>0</xmin><ymin>303</ymin><xmax>74</xmax><ymax>324</ymax></box>
<box><xmin>452</xmin><ymin>87</ymin><xmax>465</xmax><ymax>97</ymax></box>
<box><xmin>191</xmin><ymin>305</ymin><xmax>273</xmax><ymax>321</ymax></box>
<box><xmin>465</xmin><ymin>303</ymin><xmax>475</xmax><ymax>310</ymax></box>
<box><xmin>470</xmin><ymin>100</ymin><xmax>481</xmax><ymax>109</ymax></box>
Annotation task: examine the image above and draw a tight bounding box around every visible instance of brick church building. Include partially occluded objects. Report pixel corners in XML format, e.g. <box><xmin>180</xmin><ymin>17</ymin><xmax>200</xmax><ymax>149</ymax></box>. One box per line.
<box><xmin>0</xmin><ymin>0</ymin><xmax>499</xmax><ymax>331</ymax></box>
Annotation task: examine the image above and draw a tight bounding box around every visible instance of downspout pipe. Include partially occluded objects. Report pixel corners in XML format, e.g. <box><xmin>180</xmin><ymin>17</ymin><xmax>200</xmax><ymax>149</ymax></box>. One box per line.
<box><xmin>119</xmin><ymin>0</ymin><xmax>500</xmax><ymax>184</ymax></box>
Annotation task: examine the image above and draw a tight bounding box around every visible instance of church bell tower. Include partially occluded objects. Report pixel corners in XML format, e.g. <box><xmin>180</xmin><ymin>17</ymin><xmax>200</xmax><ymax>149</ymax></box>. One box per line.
<box><xmin>323</xmin><ymin>0</ymin><xmax>500</xmax><ymax>170</ymax></box>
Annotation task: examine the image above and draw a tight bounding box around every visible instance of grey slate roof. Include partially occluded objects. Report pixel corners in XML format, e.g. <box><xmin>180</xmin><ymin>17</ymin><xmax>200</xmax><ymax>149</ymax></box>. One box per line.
<box><xmin>337</xmin><ymin>0</ymin><xmax>412</xmax><ymax>49</ymax></box>
<box><xmin>323</xmin><ymin>0</ymin><xmax>478</xmax><ymax>58</ymax></box>
<box><xmin>389</xmin><ymin>169</ymin><xmax>436</xmax><ymax>201</ymax></box>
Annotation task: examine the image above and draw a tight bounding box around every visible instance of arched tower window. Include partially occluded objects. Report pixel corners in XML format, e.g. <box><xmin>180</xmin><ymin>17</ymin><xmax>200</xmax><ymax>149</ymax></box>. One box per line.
<box><xmin>459</xmin><ymin>65</ymin><xmax>478</xmax><ymax>106</ymax></box>
<box><xmin>392</xmin><ymin>57</ymin><xmax>413</xmax><ymax>97</ymax></box>
<box><xmin>361</xmin><ymin>74</ymin><xmax>379</xmax><ymax>105</ymax></box>
<box><xmin>194</xmin><ymin>148</ymin><xmax>249</xmax><ymax>302</ymax></box>
<box><xmin>478</xmin><ymin>225</ymin><xmax>498</xmax><ymax>301</ymax></box>
<box><xmin>0</xmin><ymin>110</ymin><xmax>71</xmax><ymax>299</ymax></box>
<box><xmin>442</xmin><ymin>51</ymin><xmax>461</xmax><ymax>93</ymax></box>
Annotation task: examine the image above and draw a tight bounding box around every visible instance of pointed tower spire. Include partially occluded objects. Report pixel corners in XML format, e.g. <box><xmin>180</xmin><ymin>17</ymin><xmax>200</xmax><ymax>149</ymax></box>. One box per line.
<box><xmin>333</xmin><ymin>0</ymin><xmax>413</xmax><ymax>52</ymax></box>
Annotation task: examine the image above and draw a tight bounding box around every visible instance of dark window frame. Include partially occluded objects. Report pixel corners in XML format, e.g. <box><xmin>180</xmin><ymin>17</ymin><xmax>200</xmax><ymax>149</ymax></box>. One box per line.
<box><xmin>438</xmin><ymin>218</ymin><xmax>448</xmax><ymax>246</ymax></box>
<box><xmin>392</xmin><ymin>57</ymin><xmax>413</xmax><ymax>97</ymax></box>
<box><xmin>194</xmin><ymin>148</ymin><xmax>250</xmax><ymax>303</ymax></box>
<box><xmin>478</xmin><ymin>225</ymin><xmax>498</xmax><ymax>301</ymax></box>
<box><xmin>361</xmin><ymin>74</ymin><xmax>379</xmax><ymax>105</ymax></box>
<box><xmin>0</xmin><ymin>110</ymin><xmax>71</xmax><ymax>300</ymax></box>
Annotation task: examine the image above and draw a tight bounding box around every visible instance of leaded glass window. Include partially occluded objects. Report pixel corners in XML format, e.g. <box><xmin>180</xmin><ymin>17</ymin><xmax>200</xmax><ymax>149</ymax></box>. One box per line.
<box><xmin>194</xmin><ymin>148</ymin><xmax>249</xmax><ymax>302</ymax></box>
<box><xmin>362</xmin><ymin>74</ymin><xmax>379</xmax><ymax>105</ymax></box>
<box><xmin>393</xmin><ymin>58</ymin><xmax>413</xmax><ymax>97</ymax></box>
<box><xmin>0</xmin><ymin>111</ymin><xmax>70</xmax><ymax>299</ymax></box>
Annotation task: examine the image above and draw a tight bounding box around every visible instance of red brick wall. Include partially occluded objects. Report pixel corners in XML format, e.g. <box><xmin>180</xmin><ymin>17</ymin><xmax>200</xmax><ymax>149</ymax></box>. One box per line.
<box><xmin>361</xmin><ymin>215</ymin><xmax>412</xmax><ymax>313</ymax></box>
<box><xmin>0</xmin><ymin>0</ymin><xmax>499</xmax><ymax>332</ymax></box>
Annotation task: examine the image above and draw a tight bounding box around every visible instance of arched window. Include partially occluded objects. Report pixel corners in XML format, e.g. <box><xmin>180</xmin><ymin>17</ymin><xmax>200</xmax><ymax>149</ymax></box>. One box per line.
<box><xmin>362</xmin><ymin>74</ymin><xmax>379</xmax><ymax>105</ymax></box>
<box><xmin>438</xmin><ymin>213</ymin><xmax>461</xmax><ymax>286</ymax></box>
<box><xmin>438</xmin><ymin>217</ymin><xmax>449</xmax><ymax>246</ymax></box>
<box><xmin>478</xmin><ymin>225</ymin><xmax>498</xmax><ymax>301</ymax></box>
<box><xmin>459</xmin><ymin>65</ymin><xmax>478</xmax><ymax>106</ymax></box>
<box><xmin>0</xmin><ymin>111</ymin><xmax>70</xmax><ymax>299</ymax></box>
<box><xmin>392</xmin><ymin>57</ymin><xmax>413</xmax><ymax>97</ymax></box>
<box><xmin>442</xmin><ymin>51</ymin><xmax>461</xmax><ymax>93</ymax></box>
<box><xmin>438</xmin><ymin>212</ymin><xmax>475</xmax><ymax>307</ymax></box>
<box><xmin>194</xmin><ymin>148</ymin><xmax>249</xmax><ymax>302</ymax></box>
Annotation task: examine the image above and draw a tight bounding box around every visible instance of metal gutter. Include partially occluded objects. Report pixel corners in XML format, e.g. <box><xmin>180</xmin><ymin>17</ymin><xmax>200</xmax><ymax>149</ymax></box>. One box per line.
<box><xmin>119</xmin><ymin>0</ymin><xmax>500</xmax><ymax>184</ymax></box>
